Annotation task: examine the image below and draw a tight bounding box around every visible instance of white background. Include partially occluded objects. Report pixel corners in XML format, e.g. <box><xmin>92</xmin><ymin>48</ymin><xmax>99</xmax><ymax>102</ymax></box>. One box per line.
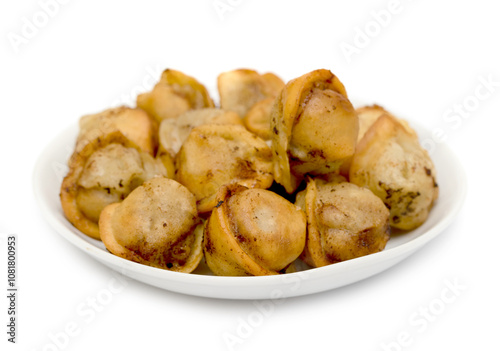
<box><xmin>1</xmin><ymin>0</ymin><xmax>499</xmax><ymax>350</ymax></box>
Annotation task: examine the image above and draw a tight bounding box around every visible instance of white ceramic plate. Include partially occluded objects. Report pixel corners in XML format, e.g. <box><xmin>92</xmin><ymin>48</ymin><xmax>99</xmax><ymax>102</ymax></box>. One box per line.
<box><xmin>33</xmin><ymin>118</ymin><xmax>466</xmax><ymax>300</ymax></box>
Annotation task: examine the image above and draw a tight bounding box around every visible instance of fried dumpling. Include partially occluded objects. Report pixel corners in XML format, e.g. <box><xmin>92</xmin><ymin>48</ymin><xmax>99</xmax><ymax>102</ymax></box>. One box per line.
<box><xmin>271</xmin><ymin>69</ymin><xmax>359</xmax><ymax>193</ymax></box>
<box><xmin>218</xmin><ymin>69</ymin><xmax>284</xmax><ymax>118</ymax></box>
<box><xmin>75</xmin><ymin>106</ymin><xmax>157</xmax><ymax>159</ymax></box>
<box><xmin>158</xmin><ymin>107</ymin><xmax>242</xmax><ymax>159</ymax></box>
<box><xmin>356</xmin><ymin>104</ymin><xmax>415</xmax><ymax>142</ymax></box>
<box><xmin>137</xmin><ymin>69</ymin><xmax>214</xmax><ymax>123</ymax></box>
<box><xmin>243</xmin><ymin>97</ymin><xmax>275</xmax><ymax>141</ymax></box>
<box><xmin>295</xmin><ymin>177</ymin><xmax>390</xmax><ymax>267</ymax></box>
<box><xmin>204</xmin><ymin>185</ymin><xmax>306</xmax><ymax>276</ymax></box>
<box><xmin>349</xmin><ymin>114</ymin><xmax>439</xmax><ymax>230</ymax></box>
<box><xmin>99</xmin><ymin>177</ymin><xmax>203</xmax><ymax>272</ymax></box>
<box><xmin>175</xmin><ymin>124</ymin><xmax>274</xmax><ymax>214</ymax></box>
<box><xmin>60</xmin><ymin>132</ymin><xmax>167</xmax><ymax>240</ymax></box>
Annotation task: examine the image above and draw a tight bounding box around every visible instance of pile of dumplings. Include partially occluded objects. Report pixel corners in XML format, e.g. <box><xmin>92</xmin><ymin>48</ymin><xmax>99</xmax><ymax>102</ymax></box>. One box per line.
<box><xmin>60</xmin><ymin>68</ymin><xmax>439</xmax><ymax>276</ymax></box>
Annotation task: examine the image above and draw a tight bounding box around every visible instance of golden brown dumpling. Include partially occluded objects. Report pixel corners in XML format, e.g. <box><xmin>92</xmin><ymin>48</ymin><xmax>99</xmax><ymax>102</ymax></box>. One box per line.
<box><xmin>295</xmin><ymin>177</ymin><xmax>390</xmax><ymax>267</ymax></box>
<box><xmin>60</xmin><ymin>132</ymin><xmax>167</xmax><ymax>240</ymax></box>
<box><xmin>75</xmin><ymin>106</ymin><xmax>157</xmax><ymax>158</ymax></box>
<box><xmin>271</xmin><ymin>69</ymin><xmax>359</xmax><ymax>193</ymax></box>
<box><xmin>356</xmin><ymin>104</ymin><xmax>415</xmax><ymax>142</ymax></box>
<box><xmin>158</xmin><ymin>108</ymin><xmax>242</xmax><ymax>159</ymax></box>
<box><xmin>218</xmin><ymin>69</ymin><xmax>284</xmax><ymax>118</ymax></box>
<box><xmin>337</xmin><ymin>104</ymin><xmax>395</xmax><ymax>176</ymax></box>
<box><xmin>137</xmin><ymin>69</ymin><xmax>214</xmax><ymax>123</ymax></box>
<box><xmin>99</xmin><ymin>177</ymin><xmax>203</xmax><ymax>272</ymax></box>
<box><xmin>350</xmin><ymin>114</ymin><xmax>439</xmax><ymax>230</ymax></box>
<box><xmin>175</xmin><ymin>124</ymin><xmax>274</xmax><ymax>213</ymax></box>
<box><xmin>204</xmin><ymin>185</ymin><xmax>306</xmax><ymax>276</ymax></box>
<box><xmin>243</xmin><ymin>97</ymin><xmax>275</xmax><ymax>140</ymax></box>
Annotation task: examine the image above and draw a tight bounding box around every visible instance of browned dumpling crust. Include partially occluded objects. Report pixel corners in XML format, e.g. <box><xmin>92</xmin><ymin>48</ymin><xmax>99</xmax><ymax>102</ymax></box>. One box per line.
<box><xmin>158</xmin><ymin>107</ymin><xmax>242</xmax><ymax>159</ymax></box>
<box><xmin>99</xmin><ymin>177</ymin><xmax>203</xmax><ymax>272</ymax></box>
<box><xmin>75</xmin><ymin>106</ymin><xmax>157</xmax><ymax>159</ymax></box>
<box><xmin>60</xmin><ymin>131</ymin><xmax>167</xmax><ymax>240</ymax></box>
<box><xmin>137</xmin><ymin>69</ymin><xmax>214</xmax><ymax>123</ymax></box>
<box><xmin>350</xmin><ymin>114</ymin><xmax>439</xmax><ymax>230</ymax></box>
<box><xmin>270</xmin><ymin>69</ymin><xmax>359</xmax><ymax>193</ymax></box>
<box><xmin>204</xmin><ymin>185</ymin><xmax>306</xmax><ymax>276</ymax></box>
<box><xmin>243</xmin><ymin>97</ymin><xmax>275</xmax><ymax>140</ymax></box>
<box><xmin>217</xmin><ymin>69</ymin><xmax>284</xmax><ymax>118</ymax></box>
<box><xmin>295</xmin><ymin>177</ymin><xmax>390</xmax><ymax>267</ymax></box>
<box><xmin>175</xmin><ymin>124</ymin><xmax>274</xmax><ymax>213</ymax></box>
<box><xmin>356</xmin><ymin>104</ymin><xmax>416</xmax><ymax>142</ymax></box>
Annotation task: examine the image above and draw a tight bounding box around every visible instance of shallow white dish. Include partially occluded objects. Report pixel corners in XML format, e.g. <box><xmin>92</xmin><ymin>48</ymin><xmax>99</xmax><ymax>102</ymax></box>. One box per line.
<box><xmin>33</xmin><ymin>119</ymin><xmax>466</xmax><ymax>300</ymax></box>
